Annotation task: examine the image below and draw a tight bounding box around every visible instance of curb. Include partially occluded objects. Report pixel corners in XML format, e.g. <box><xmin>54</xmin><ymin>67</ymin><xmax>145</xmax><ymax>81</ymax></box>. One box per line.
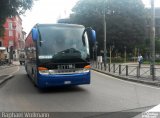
<box><xmin>92</xmin><ymin>68</ymin><xmax>160</xmax><ymax>87</ymax></box>
<box><xmin>0</xmin><ymin>75</ymin><xmax>14</xmax><ymax>85</ymax></box>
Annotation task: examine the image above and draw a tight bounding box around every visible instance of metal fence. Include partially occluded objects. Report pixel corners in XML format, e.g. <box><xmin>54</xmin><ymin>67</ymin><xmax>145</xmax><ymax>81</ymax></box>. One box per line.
<box><xmin>91</xmin><ymin>61</ymin><xmax>160</xmax><ymax>81</ymax></box>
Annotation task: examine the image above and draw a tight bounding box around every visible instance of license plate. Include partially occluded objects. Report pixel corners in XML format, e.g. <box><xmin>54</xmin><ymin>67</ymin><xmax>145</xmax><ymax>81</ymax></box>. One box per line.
<box><xmin>64</xmin><ymin>81</ymin><xmax>71</xmax><ymax>84</ymax></box>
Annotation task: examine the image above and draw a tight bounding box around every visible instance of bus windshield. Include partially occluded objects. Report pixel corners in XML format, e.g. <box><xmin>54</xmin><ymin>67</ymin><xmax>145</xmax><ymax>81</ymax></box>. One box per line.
<box><xmin>38</xmin><ymin>25</ymin><xmax>90</xmax><ymax>63</ymax></box>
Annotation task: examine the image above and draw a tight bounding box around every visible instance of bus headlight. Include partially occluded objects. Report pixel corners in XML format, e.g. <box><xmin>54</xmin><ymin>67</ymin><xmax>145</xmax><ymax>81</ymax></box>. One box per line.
<box><xmin>38</xmin><ymin>67</ymin><xmax>49</xmax><ymax>75</ymax></box>
<box><xmin>83</xmin><ymin>65</ymin><xmax>91</xmax><ymax>72</ymax></box>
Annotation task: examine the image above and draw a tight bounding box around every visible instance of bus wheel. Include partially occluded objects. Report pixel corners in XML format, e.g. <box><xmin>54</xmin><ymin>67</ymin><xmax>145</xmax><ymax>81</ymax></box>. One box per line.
<box><xmin>33</xmin><ymin>77</ymin><xmax>38</xmax><ymax>87</ymax></box>
<box><xmin>26</xmin><ymin>73</ymin><xmax>30</xmax><ymax>78</ymax></box>
<box><xmin>34</xmin><ymin>82</ymin><xmax>37</xmax><ymax>87</ymax></box>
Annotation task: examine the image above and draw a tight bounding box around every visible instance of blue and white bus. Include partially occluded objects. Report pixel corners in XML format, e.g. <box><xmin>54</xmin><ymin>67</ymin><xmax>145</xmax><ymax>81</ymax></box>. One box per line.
<box><xmin>25</xmin><ymin>24</ymin><xmax>96</xmax><ymax>88</ymax></box>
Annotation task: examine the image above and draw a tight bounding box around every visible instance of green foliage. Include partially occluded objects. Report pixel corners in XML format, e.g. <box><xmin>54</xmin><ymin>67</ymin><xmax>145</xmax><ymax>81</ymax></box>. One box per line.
<box><xmin>69</xmin><ymin>0</ymin><xmax>146</xmax><ymax>56</ymax></box>
<box><xmin>140</xmin><ymin>38</ymin><xmax>160</xmax><ymax>58</ymax></box>
<box><xmin>0</xmin><ymin>0</ymin><xmax>35</xmax><ymax>36</ymax></box>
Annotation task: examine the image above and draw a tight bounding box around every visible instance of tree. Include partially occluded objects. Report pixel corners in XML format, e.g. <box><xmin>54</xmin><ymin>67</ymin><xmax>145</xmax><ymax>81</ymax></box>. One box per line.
<box><xmin>69</xmin><ymin>0</ymin><xmax>146</xmax><ymax>56</ymax></box>
<box><xmin>0</xmin><ymin>0</ymin><xmax>35</xmax><ymax>36</ymax></box>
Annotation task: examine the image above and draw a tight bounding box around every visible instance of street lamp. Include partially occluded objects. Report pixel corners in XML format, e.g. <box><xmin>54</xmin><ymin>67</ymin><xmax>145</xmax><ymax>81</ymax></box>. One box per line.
<box><xmin>103</xmin><ymin>0</ymin><xmax>111</xmax><ymax>69</ymax></box>
<box><xmin>103</xmin><ymin>1</ymin><xmax>107</xmax><ymax>69</ymax></box>
<box><xmin>124</xmin><ymin>46</ymin><xmax>127</xmax><ymax>63</ymax></box>
<box><xmin>150</xmin><ymin>0</ymin><xmax>155</xmax><ymax>80</ymax></box>
<box><xmin>134</xmin><ymin>47</ymin><xmax>137</xmax><ymax>62</ymax></box>
<box><xmin>109</xmin><ymin>44</ymin><xmax>114</xmax><ymax>64</ymax></box>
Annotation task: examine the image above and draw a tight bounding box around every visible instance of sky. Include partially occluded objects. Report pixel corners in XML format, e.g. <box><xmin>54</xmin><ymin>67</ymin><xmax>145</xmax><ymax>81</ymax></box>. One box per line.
<box><xmin>143</xmin><ymin>0</ymin><xmax>160</xmax><ymax>7</ymax></box>
<box><xmin>21</xmin><ymin>0</ymin><xmax>78</xmax><ymax>34</ymax></box>
<box><xmin>21</xmin><ymin>0</ymin><xmax>160</xmax><ymax>35</ymax></box>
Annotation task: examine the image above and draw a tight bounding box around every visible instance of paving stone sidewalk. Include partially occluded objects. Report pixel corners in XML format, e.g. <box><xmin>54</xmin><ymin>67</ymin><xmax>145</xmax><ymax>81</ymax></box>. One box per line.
<box><xmin>0</xmin><ymin>61</ymin><xmax>19</xmax><ymax>85</ymax></box>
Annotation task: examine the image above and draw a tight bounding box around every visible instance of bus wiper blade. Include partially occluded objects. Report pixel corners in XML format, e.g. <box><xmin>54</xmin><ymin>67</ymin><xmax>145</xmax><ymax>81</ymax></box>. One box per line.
<box><xmin>41</xmin><ymin>61</ymin><xmax>55</xmax><ymax>65</ymax></box>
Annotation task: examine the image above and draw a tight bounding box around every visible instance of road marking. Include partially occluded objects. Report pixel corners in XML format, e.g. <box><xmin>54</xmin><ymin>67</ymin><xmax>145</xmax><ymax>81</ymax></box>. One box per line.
<box><xmin>93</xmin><ymin>70</ymin><xmax>160</xmax><ymax>90</ymax></box>
<box><xmin>10</xmin><ymin>66</ymin><xmax>20</xmax><ymax>75</ymax></box>
<box><xmin>147</xmin><ymin>104</ymin><xmax>160</xmax><ymax>112</ymax></box>
<box><xmin>141</xmin><ymin>104</ymin><xmax>160</xmax><ymax>118</ymax></box>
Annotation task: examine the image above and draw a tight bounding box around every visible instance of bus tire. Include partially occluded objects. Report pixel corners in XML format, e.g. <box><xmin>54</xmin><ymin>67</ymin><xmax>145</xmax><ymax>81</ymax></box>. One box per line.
<box><xmin>34</xmin><ymin>82</ymin><xmax>37</xmax><ymax>87</ymax></box>
<box><xmin>26</xmin><ymin>73</ymin><xmax>30</xmax><ymax>78</ymax></box>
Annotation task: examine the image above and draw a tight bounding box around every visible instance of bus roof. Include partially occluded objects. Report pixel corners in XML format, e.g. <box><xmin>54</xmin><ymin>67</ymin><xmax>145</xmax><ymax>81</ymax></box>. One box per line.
<box><xmin>34</xmin><ymin>23</ymin><xmax>85</xmax><ymax>29</ymax></box>
<box><xmin>25</xmin><ymin>23</ymin><xmax>85</xmax><ymax>42</ymax></box>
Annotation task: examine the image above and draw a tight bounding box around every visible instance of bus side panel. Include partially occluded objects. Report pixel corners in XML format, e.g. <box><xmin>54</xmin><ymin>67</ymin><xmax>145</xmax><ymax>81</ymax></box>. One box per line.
<box><xmin>25</xmin><ymin>32</ymin><xmax>38</xmax><ymax>84</ymax></box>
<box><xmin>26</xmin><ymin>62</ymin><xmax>37</xmax><ymax>80</ymax></box>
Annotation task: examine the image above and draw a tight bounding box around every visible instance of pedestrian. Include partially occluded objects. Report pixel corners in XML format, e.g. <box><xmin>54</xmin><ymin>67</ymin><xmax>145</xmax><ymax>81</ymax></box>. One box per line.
<box><xmin>138</xmin><ymin>54</ymin><xmax>143</xmax><ymax>68</ymax></box>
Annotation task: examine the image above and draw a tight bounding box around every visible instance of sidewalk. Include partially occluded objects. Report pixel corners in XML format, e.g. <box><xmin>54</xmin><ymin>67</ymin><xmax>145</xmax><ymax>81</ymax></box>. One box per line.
<box><xmin>0</xmin><ymin>61</ymin><xmax>19</xmax><ymax>85</ymax></box>
<box><xmin>92</xmin><ymin>62</ymin><xmax>160</xmax><ymax>87</ymax></box>
<box><xmin>0</xmin><ymin>61</ymin><xmax>19</xmax><ymax>70</ymax></box>
<box><xmin>12</xmin><ymin>61</ymin><xmax>20</xmax><ymax>66</ymax></box>
<box><xmin>118</xmin><ymin>62</ymin><xmax>160</xmax><ymax>68</ymax></box>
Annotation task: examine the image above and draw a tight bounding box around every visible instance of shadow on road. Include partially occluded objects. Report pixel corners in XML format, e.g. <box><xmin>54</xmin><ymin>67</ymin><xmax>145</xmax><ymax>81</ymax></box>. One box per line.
<box><xmin>38</xmin><ymin>86</ymin><xmax>87</xmax><ymax>94</ymax></box>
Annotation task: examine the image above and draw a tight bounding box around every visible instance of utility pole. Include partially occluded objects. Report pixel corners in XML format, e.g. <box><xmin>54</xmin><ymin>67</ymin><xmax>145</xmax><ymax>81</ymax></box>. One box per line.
<box><xmin>134</xmin><ymin>48</ymin><xmax>137</xmax><ymax>62</ymax></box>
<box><xmin>110</xmin><ymin>46</ymin><xmax>111</xmax><ymax>64</ymax></box>
<box><xmin>124</xmin><ymin>46</ymin><xmax>126</xmax><ymax>63</ymax></box>
<box><xmin>150</xmin><ymin>0</ymin><xmax>155</xmax><ymax>80</ymax></box>
<box><xmin>103</xmin><ymin>0</ymin><xmax>107</xmax><ymax>70</ymax></box>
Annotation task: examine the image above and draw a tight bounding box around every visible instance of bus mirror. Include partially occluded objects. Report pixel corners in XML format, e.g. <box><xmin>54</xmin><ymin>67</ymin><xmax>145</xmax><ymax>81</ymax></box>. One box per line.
<box><xmin>91</xmin><ymin>29</ymin><xmax>96</xmax><ymax>44</ymax></box>
<box><xmin>32</xmin><ymin>28</ymin><xmax>38</xmax><ymax>41</ymax></box>
<box><xmin>83</xmin><ymin>27</ymin><xmax>96</xmax><ymax>44</ymax></box>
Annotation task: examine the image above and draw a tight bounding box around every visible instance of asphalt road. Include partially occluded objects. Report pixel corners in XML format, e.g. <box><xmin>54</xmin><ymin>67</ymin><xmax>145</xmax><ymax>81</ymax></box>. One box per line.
<box><xmin>0</xmin><ymin>66</ymin><xmax>160</xmax><ymax>116</ymax></box>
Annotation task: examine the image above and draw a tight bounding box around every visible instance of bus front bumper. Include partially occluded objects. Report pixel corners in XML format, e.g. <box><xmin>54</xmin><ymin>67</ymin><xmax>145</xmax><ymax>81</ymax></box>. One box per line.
<box><xmin>37</xmin><ymin>72</ymin><xmax>90</xmax><ymax>88</ymax></box>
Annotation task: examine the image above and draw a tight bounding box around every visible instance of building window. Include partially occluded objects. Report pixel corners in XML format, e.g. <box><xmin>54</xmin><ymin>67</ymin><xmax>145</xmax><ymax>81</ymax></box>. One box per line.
<box><xmin>9</xmin><ymin>40</ymin><xmax>13</xmax><ymax>47</ymax></box>
<box><xmin>9</xmin><ymin>22</ymin><xmax>13</xmax><ymax>29</ymax></box>
<box><xmin>9</xmin><ymin>30</ymin><xmax>13</xmax><ymax>36</ymax></box>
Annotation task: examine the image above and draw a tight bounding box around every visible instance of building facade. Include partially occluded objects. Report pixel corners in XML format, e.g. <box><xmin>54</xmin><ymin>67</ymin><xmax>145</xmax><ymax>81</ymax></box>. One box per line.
<box><xmin>0</xmin><ymin>16</ymin><xmax>25</xmax><ymax>60</ymax></box>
